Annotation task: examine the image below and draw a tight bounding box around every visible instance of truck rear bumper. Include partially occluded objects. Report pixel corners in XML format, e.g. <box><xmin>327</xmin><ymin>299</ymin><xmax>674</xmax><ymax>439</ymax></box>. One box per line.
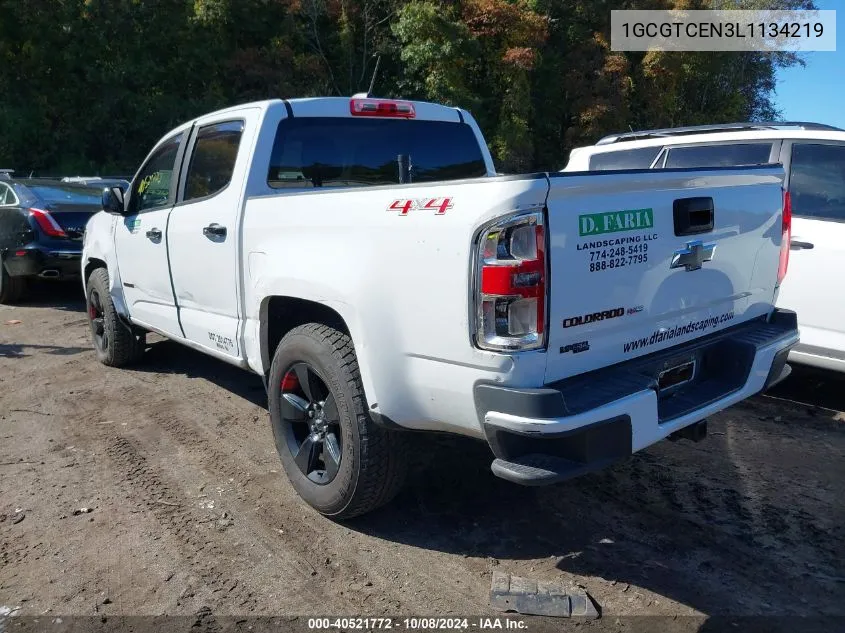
<box><xmin>475</xmin><ymin>309</ymin><xmax>799</xmax><ymax>485</ymax></box>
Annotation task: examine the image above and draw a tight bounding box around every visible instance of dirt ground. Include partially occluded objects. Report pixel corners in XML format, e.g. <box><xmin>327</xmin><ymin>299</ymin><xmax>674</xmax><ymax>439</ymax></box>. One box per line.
<box><xmin>1</xmin><ymin>282</ymin><xmax>843</xmax><ymax>631</ymax></box>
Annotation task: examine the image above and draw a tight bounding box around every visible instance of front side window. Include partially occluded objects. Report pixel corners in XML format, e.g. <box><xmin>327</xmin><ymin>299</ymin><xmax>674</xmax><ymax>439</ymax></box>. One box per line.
<box><xmin>790</xmin><ymin>143</ymin><xmax>845</xmax><ymax>221</ymax></box>
<box><xmin>663</xmin><ymin>143</ymin><xmax>773</xmax><ymax>168</ymax></box>
<box><xmin>184</xmin><ymin>121</ymin><xmax>244</xmax><ymax>201</ymax></box>
<box><xmin>588</xmin><ymin>147</ymin><xmax>662</xmax><ymax>171</ymax></box>
<box><xmin>130</xmin><ymin>133</ymin><xmax>183</xmax><ymax>213</ymax></box>
<box><xmin>267</xmin><ymin>118</ymin><xmax>487</xmax><ymax>189</ymax></box>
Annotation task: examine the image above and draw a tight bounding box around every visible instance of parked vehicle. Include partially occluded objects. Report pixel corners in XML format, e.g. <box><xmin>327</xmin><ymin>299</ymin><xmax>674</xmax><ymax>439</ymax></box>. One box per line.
<box><xmin>564</xmin><ymin>122</ymin><xmax>845</xmax><ymax>372</ymax></box>
<box><xmin>61</xmin><ymin>176</ymin><xmax>131</xmax><ymax>192</ymax></box>
<box><xmin>82</xmin><ymin>97</ymin><xmax>798</xmax><ymax>518</ymax></box>
<box><xmin>0</xmin><ymin>175</ymin><xmax>105</xmax><ymax>302</ymax></box>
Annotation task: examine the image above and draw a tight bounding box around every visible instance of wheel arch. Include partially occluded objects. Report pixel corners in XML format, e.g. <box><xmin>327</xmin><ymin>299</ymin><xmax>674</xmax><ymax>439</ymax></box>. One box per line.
<box><xmin>84</xmin><ymin>257</ymin><xmax>107</xmax><ymax>288</ymax></box>
<box><xmin>260</xmin><ymin>295</ymin><xmax>352</xmax><ymax>373</ymax></box>
<box><xmin>82</xmin><ymin>254</ymin><xmax>132</xmax><ymax>321</ymax></box>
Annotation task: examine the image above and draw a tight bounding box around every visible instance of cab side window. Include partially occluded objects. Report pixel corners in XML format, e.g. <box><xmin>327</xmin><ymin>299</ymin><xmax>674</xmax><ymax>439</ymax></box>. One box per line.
<box><xmin>129</xmin><ymin>133</ymin><xmax>183</xmax><ymax>214</ymax></box>
<box><xmin>183</xmin><ymin>121</ymin><xmax>244</xmax><ymax>202</ymax></box>
<box><xmin>790</xmin><ymin>143</ymin><xmax>845</xmax><ymax>221</ymax></box>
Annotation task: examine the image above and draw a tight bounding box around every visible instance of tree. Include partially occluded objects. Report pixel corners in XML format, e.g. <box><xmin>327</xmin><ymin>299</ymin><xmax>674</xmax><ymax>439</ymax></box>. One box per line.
<box><xmin>0</xmin><ymin>0</ymin><xmax>817</xmax><ymax>174</ymax></box>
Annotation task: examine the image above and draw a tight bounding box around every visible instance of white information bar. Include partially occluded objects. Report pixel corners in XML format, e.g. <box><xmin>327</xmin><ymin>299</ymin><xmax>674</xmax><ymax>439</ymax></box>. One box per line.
<box><xmin>611</xmin><ymin>10</ymin><xmax>836</xmax><ymax>52</ymax></box>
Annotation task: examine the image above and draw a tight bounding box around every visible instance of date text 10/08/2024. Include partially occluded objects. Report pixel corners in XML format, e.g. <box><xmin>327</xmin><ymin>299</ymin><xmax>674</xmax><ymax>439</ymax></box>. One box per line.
<box><xmin>307</xmin><ymin>618</ymin><xmax>528</xmax><ymax>630</ymax></box>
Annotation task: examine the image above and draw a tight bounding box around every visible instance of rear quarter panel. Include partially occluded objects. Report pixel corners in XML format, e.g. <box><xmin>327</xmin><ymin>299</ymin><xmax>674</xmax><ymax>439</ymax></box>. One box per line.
<box><xmin>241</xmin><ymin>176</ymin><xmax>549</xmax><ymax>437</ymax></box>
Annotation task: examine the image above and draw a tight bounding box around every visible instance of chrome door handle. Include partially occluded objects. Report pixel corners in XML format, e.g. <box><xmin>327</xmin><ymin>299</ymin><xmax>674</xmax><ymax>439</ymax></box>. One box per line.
<box><xmin>203</xmin><ymin>223</ymin><xmax>227</xmax><ymax>238</ymax></box>
<box><xmin>145</xmin><ymin>228</ymin><xmax>162</xmax><ymax>240</ymax></box>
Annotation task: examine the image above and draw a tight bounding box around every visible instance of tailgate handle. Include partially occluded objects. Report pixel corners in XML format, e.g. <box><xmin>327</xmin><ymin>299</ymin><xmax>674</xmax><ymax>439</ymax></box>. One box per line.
<box><xmin>673</xmin><ymin>197</ymin><xmax>714</xmax><ymax>236</ymax></box>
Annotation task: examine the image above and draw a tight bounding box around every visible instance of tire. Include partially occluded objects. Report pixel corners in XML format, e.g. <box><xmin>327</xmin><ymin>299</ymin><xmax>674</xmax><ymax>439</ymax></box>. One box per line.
<box><xmin>0</xmin><ymin>263</ymin><xmax>26</xmax><ymax>304</ymax></box>
<box><xmin>86</xmin><ymin>267</ymin><xmax>145</xmax><ymax>367</ymax></box>
<box><xmin>268</xmin><ymin>323</ymin><xmax>408</xmax><ymax>519</ymax></box>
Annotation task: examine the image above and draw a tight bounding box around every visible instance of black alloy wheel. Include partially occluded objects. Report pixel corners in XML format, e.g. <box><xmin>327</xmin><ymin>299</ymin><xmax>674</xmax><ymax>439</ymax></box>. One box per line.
<box><xmin>279</xmin><ymin>362</ymin><xmax>342</xmax><ymax>485</ymax></box>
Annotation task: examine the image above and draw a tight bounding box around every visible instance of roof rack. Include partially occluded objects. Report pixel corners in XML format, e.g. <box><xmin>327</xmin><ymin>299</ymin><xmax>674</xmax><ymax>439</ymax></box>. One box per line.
<box><xmin>60</xmin><ymin>176</ymin><xmax>131</xmax><ymax>185</ymax></box>
<box><xmin>596</xmin><ymin>121</ymin><xmax>844</xmax><ymax>145</ymax></box>
<box><xmin>61</xmin><ymin>176</ymin><xmax>103</xmax><ymax>182</ymax></box>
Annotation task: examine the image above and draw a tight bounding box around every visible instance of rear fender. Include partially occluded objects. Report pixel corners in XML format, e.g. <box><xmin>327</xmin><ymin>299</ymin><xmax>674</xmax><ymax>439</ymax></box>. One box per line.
<box><xmin>242</xmin><ymin>176</ymin><xmax>551</xmax><ymax>435</ymax></box>
<box><xmin>250</xmin><ymin>276</ymin><xmax>371</xmax><ymax>405</ymax></box>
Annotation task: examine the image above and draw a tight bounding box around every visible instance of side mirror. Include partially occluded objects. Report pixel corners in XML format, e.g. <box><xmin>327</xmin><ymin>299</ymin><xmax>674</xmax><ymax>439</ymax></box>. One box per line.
<box><xmin>102</xmin><ymin>186</ymin><xmax>125</xmax><ymax>215</ymax></box>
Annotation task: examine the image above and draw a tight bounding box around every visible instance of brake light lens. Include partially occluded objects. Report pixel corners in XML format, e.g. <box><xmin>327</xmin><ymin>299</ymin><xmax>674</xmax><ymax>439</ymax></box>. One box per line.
<box><xmin>474</xmin><ymin>211</ymin><xmax>546</xmax><ymax>351</ymax></box>
<box><xmin>777</xmin><ymin>190</ymin><xmax>791</xmax><ymax>285</ymax></box>
<box><xmin>350</xmin><ymin>98</ymin><xmax>416</xmax><ymax>118</ymax></box>
<box><xmin>30</xmin><ymin>208</ymin><xmax>67</xmax><ymax>238</ymax></box>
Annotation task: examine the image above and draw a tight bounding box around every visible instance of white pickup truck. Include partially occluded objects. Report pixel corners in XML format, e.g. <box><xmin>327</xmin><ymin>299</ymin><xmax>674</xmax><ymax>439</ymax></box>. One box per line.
<box><xmin>82</xmin><ymin>96</ymin><xmax>799</xmax><ymax>518</ymax></box>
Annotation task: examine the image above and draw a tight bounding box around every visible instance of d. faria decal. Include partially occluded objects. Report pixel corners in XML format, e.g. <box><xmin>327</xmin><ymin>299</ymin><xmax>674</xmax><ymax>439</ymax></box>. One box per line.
<box><xmin>579</xmin><ymin>208</ymin><xmax>654</xmax><ymax>237</ymax></box>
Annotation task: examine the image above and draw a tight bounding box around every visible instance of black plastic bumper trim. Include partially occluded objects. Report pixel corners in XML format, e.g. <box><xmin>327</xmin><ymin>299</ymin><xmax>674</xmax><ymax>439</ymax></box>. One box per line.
<box><xmin>478</xmin><ymin>309</ymin><xmax>798</xmax><ymax>486</ymax></box>
<box><xmin>474</xmin><ymin>385</ymin><xmax>566</xmax><ymax>422</ymax></box>
<box><xmin>487</xmin><ymin>415</ymin><xmax>633</xmax><ymax>485</ymax></box>
<box><xmin>763</xmin><ymin>346</ymin><xmax>793</xmax><ymax>391</ymax></box>
<box><xmin>475</xmin><ymin>309</ymin><xmax>798</xmax><ymax>425</ymax></box>
<box><xmin>491</xmin><ymin>454</ymin><xmax>622</xmax><ymax>486</ymax></box>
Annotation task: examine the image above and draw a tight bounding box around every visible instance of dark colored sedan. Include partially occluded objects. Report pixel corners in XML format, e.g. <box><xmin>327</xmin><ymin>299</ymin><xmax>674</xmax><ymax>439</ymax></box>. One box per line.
<box><xmin>0</xmin><ymin>177</ymin><xmax>106</xmax><ymax>303</ymax></box>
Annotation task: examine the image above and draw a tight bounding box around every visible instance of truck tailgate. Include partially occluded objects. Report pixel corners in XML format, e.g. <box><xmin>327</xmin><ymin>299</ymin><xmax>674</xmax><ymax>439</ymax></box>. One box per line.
<box><xmin>543</xmin><ymin>166</ymin><xmax>785</xmax><ymax>383</ymax></box>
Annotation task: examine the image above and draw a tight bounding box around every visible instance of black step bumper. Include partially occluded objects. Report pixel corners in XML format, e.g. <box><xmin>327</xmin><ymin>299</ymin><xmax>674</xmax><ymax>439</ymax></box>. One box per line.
<box><xmin>475</xmin><ymin>310</ymin><xmax>799</xmax><ymax>485</ymax></box>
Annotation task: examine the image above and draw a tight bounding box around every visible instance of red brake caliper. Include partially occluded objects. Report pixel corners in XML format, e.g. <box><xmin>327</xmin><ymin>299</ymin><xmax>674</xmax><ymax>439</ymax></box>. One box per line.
<box><xmin>281</xmin><ymin>370</ymin><xmax>299</xmax><ymax>391</ymax></box>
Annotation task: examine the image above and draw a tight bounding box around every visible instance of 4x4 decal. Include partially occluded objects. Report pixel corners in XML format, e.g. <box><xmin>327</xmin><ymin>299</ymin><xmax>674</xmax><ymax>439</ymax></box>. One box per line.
<box><xmin>388</xmin><ymin>197</ymin><xmax>453</xmax><ymax>216</ymax></box>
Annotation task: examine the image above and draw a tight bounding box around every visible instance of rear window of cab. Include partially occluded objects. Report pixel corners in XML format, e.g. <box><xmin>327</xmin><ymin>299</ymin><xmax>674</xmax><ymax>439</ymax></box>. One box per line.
<box><xmin>267</xmin><ymin>118</ymin><xmax>488</xmax><ymax>188</ymax></box>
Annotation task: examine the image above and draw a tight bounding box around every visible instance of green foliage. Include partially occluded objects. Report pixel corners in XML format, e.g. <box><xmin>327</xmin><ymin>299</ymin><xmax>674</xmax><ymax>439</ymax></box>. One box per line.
<box><xmin>392</xmin><ymin>2</ymin><xmax>478</xmax><ymax>108</ymax></box>
<box><xmin>0</xmin><ymin>0</ymin><xmax>814</xmax><ymax>175</ymax></box>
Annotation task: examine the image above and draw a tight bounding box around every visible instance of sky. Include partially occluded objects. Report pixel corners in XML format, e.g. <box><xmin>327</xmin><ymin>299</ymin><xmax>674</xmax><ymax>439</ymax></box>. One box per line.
<box><xmin>775</xmin><ymin>0</ymin><xmax>844</xmax><ymax>127</ymax></box>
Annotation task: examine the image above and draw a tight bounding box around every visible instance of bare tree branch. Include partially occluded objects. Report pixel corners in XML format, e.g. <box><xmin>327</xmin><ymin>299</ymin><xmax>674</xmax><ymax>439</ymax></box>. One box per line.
<box><xmin>301</xmin><ymin>0</ymin><xmax>341</xmax><ymax>95</ymax></box>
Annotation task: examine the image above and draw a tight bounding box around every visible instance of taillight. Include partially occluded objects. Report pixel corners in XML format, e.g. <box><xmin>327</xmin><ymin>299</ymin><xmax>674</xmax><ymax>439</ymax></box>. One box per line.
<box><xmin>30</xmin><ymin>208</ymin><xmax>67</xmax><ymax>238</ymax></box>
<box><xmin>474</xmin><ymin>211</ymin><xmax>546</xmax><ymax>351</ymax></box>
<box><xmin>350</xmin><ymin>98</ymin><xmax>416</xmax><ymax>118</ymax></box>
<box><xmin>777</xmin><ymin>190</ymin><xmax>791</xmax><ymax>285</ymax></box>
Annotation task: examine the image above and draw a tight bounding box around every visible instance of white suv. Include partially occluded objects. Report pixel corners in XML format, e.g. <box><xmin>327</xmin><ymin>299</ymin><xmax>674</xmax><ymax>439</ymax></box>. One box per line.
<box><xmin>564</xmin><ymin>122</ymin><xmax>845</xmax><ymax>373</ymax></box>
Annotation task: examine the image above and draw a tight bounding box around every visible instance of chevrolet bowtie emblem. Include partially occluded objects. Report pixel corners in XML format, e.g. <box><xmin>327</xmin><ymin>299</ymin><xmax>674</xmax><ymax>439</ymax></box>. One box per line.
<box><xmin>671</xmin><ymin>240</ymin><xmax>716</xmax><ymax>272</ymax></box>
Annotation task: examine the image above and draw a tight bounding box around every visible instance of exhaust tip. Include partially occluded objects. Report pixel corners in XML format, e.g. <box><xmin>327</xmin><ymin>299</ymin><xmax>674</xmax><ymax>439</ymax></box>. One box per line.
<box><xmin>39</xmin><ymin>269</ymin><xmax>61</xmax><ymax>279</ymax></box>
